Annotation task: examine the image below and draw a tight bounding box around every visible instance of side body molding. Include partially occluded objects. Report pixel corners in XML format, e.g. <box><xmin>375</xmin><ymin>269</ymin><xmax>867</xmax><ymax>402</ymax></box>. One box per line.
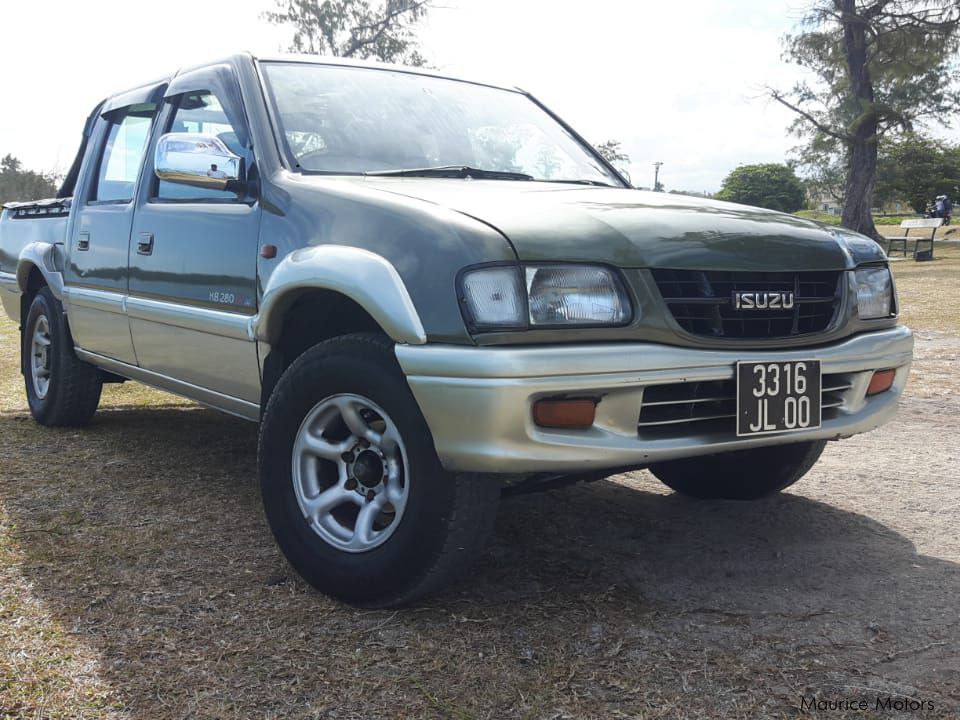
<box><xmin>17</xmin><ymin>242</ymin><xmax>66</xmax><ymax>299</ymax></box>
<box><xmin>252</xmin><ymin>245</ymin><xmax>427</xmax><ymax>346</ymax></box>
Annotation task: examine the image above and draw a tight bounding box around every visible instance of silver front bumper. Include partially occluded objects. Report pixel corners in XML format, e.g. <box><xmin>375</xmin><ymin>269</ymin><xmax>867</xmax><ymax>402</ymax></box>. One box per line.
<box><xmin>396</xmin><ymin>326</ymin><xmax>914</xmax><ymax>474</ymax></box>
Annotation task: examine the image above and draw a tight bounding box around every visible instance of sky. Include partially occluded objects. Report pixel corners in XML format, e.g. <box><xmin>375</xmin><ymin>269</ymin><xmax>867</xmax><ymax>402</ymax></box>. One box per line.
<box><xmin>1</xmin><ymin>0</ymin><xmax>957</xmax><ymax>193</ymax></box>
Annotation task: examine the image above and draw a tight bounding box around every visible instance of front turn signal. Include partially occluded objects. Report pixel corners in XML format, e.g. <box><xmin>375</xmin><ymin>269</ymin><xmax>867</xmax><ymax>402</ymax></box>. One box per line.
<box><xmin>533</xmin><ymin>398</ymin><xmax>597</xmax><ymax>429</ymax></box>
<box><xmin>867</xmin><ymin>369</ymin><xmax>896</xmax><ymax>396</ymax></box>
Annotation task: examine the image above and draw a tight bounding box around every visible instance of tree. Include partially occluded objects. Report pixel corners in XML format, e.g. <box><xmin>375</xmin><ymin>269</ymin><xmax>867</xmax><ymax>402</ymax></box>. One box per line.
<box><xmin>874</xmin><ymin>134</ymin><xmax>960</xmax><ymax>212</ymax></box>
<box><xmin>263</xmin><ymin>0</ymin><xmax>430</xmax><ymax>65</ymax></box>
<box><xmin>792</xmin><ymin>133</ymin><xmax>848</xmax><ymax>207</ymax></box>
<box><xmin>595</xmin><ymin>140</ymin><xmax>630</xmax><ymax>165</ymax></box>
<box><xmin>0</xmin><ymin>155</ymin><xmax>58</xmax><ymax>206</ymax></box>
<box><xmin>770</xmin><ymin>1</ymin><xmax>960</xmax><ymax>240</ymax></box>
<box><xmin>715</xmin><ymin>163</ymin><xmax>807</xmax><ymax>212</ymax></box>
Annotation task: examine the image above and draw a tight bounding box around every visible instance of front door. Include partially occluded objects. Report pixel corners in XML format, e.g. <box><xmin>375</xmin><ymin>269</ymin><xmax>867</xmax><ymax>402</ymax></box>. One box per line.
<box><xmin>128</xmin><ymin>81</ymin><xmax>261</xmax><ymax>403</ymax></box>
<box><xmin>64</xmin><ymin>102</ymin><xmax>157</xmax><ymax>363</ymax></box>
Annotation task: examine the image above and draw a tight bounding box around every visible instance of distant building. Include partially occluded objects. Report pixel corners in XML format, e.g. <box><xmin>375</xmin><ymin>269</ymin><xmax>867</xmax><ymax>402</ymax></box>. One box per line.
<box><xmin>807</xmin><ymin>187</ymin><xmax>914</xmax><ymax>217</ymax></box>
<box><xmin>808</xmin><ymin>188</ymin><xmax>843</xmax><ymax>216</ymax></box>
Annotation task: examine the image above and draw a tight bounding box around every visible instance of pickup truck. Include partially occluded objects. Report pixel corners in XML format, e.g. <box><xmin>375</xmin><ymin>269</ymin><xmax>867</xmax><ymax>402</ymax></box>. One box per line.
<box><xmin>0</xmin><ymin>53</ymin><xmax>913</xmax><ymax>608</ymax></box>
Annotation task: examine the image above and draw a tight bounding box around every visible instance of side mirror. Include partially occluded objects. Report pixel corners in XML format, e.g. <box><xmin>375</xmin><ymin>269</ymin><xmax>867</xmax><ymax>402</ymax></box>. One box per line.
<box><xmin>617</xmin><ymin>167</ymin><xmax>633</xmax><ymax>187</ymax></box>
<box><xmin>155</xmin><ymin>133</ymin><xmax>243</xmax><ymax>191</ymax></box>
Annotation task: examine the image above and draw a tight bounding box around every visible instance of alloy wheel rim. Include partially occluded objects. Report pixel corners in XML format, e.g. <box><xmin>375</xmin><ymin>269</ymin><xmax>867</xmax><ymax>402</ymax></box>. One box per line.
<box><xmin>30</xmin><ymin>315</ymin><xmax>52</xmax><ymax>400</ymax></box>
<box><xmin>292</xmin><ymin>394</ymin><xmax>410</xmax><ymax>553</ymax></box>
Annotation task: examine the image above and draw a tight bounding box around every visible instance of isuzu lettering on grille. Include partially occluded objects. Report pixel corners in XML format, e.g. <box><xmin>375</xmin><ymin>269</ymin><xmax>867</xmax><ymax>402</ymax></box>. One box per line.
<box><xmin>732</xmin><ymin>291</ymin><xmax>795</xmax><ymax>310</ymax></box>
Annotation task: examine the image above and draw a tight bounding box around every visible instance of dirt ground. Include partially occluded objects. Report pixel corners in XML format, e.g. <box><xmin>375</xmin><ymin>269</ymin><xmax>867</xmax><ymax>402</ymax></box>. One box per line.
<box><xmin>1</xmin><ymin>248</ymin><xmax>958</xmax><ymax>719</ymax></box>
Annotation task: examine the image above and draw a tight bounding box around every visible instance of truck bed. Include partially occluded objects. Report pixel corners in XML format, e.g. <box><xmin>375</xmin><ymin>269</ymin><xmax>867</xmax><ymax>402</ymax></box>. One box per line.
<box><xmin>0</xmin><ymin>197</ymin><xmax>71</xmax><ymax>276</ymax></box>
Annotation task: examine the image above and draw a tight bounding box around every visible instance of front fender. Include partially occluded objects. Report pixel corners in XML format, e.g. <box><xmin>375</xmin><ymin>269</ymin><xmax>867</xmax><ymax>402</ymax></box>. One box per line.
<box><xmin>252</xmin><ymin>245</ymin><xmax>427</xmax><ymax>346</ymax></box>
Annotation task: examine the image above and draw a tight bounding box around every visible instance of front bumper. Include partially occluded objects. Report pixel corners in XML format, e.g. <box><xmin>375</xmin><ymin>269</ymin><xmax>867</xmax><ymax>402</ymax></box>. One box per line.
<box><xmin>396</xmin><ymin>326</ymin><xmax>914</xmax><ymax>474</ymax></box>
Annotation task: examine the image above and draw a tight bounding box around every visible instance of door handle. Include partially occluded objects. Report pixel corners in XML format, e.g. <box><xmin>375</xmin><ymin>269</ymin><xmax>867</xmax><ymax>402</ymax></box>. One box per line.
<box><xmin>77</xmin><ymin>232</ymin><xmax>90</xmax><ymax>251</ymax></box>
<box><xmin>137</xmin><ymin>232</ymin><xmax>155</xmax><ymax>256</ymax></box>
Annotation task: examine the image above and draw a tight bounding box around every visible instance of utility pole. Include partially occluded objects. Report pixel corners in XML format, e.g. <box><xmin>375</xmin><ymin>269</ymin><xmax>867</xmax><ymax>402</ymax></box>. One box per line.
<box><xmin>653</xmin><ymin>161</ymin><xmax>663</xmax><ymax>192</ymax></box>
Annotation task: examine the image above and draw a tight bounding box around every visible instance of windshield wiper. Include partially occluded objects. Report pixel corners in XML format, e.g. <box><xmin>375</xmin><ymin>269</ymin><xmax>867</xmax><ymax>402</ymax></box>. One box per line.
<box><xmin>364</xmin><ymin>165</ymin><xmax>534</xmax><ymax>181</ymax></box>
<box><xmin>539</xmin><ymin>178</ymin><xmax>616</xmax><ymax>187</ymax></box>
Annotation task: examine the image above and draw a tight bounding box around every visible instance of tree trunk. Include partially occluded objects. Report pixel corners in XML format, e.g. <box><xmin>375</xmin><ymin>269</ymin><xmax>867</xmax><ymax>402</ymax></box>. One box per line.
<box><xmin>843</xmin><ymin>122</ymin><xmax>880</xmax><ymax>240</ymax></box>
<box><xmin>838</xmin><ymin>0</ymin><xmax>882</xmax><ymax>241</ymax></box>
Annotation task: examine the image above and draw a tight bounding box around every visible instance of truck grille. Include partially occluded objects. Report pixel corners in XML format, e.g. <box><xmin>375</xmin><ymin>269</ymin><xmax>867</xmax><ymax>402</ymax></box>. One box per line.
<box><xmin>637</xmin><ymin>374</ymin><xmax>851</xmax><ymax>438</ymax></box>
<box><xmin>651</xmin><ymin>269</ymin><xmax>842</xmax><ymax>339</ymax></box>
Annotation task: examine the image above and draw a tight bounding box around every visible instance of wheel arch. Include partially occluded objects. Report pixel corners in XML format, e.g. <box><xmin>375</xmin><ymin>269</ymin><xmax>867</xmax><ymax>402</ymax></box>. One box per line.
<box><xmin>252</xmin><ymin>245</ymin><xmax>427</xmax><ymax>348</ymax></box>
<box><xmin>260</xmin><ymin>289</ymin><xmax>389</xmax><ymax>408</ymax></box>
<box><xmin>16</xmin><ymin>242</ymin><xmax>66</xmax><ymax>300</ymax></box>
<box><xmin>255</xmin><ymin>246</ymin><xmax>427</xmax><ymax>411</ymax></box>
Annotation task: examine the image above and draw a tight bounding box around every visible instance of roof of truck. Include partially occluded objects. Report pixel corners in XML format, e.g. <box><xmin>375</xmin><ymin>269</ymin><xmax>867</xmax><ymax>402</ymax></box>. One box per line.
<box><xmin>99</xmin><ymin>52</ymin><xmax>523</xmax><ymax>113</ymax></box>
<box><xmin>248</xmin><ymin>52</ymin><xmax>523</xmax><ymax>93</ymax></box>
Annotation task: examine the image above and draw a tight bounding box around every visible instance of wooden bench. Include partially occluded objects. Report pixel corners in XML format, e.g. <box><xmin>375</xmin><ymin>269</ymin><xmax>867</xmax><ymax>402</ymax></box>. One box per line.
<box><xmin>885</xmin><ymin>218</ymin><xmax>942</xmax><ymax>260</ymax></box>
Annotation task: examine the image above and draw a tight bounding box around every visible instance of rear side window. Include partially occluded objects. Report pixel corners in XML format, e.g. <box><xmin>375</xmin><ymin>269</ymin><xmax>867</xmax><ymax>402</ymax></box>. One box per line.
<box><xmin>91</xmin><ymin>104</ymin><xmax>155</xmax><ymax>203</ymax></box>
<box><xmin>156</xmin><ymin>92</ymin><xmax>242</xmax><ymax>201</ymax></box>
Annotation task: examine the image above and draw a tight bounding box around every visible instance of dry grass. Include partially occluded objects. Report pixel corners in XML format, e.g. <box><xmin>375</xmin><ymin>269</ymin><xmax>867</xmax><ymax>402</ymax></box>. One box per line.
<box><xmin>0</xmin><ymin>256</ymin><xmax>959</xmax><ymax>719</ymax></box>
<box><xmin>888</xmin><ymin>242</ymin><xmax>960</xmax><ymax>334</ymax></box>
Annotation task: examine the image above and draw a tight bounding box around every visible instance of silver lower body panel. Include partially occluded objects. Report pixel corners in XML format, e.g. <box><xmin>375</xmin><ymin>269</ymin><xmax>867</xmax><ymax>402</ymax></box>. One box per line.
<box><xmin>0</xmin><ymin>271</ymin><xmax>20</xmax><ymax>323</ymax></box>
<box><xmin>75</xmin><ymin>348</ymin><xmax>260</xmax><ymax>421</ymax></box>
<box><xmin>396</xmin><ymin>326</ymin><xmax>914</xmax><ymax>474</ymax></box>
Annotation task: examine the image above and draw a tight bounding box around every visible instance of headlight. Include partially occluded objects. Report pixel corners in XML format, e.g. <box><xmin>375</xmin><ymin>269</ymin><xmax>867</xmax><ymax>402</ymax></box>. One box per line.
<box><xmin>526</xmin><ymin>265</ymin><xmax>630</xmax><ymax>325</ymax></box>
<box><xmin>459</xmin><ymin>264</ymin><xmax>632</xmax><ymax>330</ymax></box>
<box><xmin>855</xmin><ymin>266</ymin><xmax>894</xmax><ymax>319</ymax></box>
<box><xmin>459</xmin><ymin>266</ymin><xmax>526</xmax><ymax>328</ymax></box>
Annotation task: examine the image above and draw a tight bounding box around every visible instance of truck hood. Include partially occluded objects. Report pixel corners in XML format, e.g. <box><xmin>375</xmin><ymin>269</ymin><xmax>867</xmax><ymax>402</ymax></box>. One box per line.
<box><xmin>334</xmin><ymin>178</ymin><xmax>882</xmax><ymax>271</ymax></box>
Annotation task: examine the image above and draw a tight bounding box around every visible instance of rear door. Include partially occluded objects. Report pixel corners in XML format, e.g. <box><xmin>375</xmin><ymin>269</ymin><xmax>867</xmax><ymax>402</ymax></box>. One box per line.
<box><xmin>64</xmin><ymin>94</ymin><xmax>161</xmax><ymax>363</ymax></box>
<box><xmin>128</xmin><ymin>65</ymin><xmax>261</xmax><ymax>403</ymax></box>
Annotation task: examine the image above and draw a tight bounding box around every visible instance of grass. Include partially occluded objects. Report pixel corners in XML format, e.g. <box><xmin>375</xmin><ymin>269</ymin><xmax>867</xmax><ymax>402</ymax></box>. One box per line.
<box><xmin>794</xmin><ymin>209</ymin><xmax>842</xmax><ymax>225</ymax></box>
<box><xmin>794</xmin><ymin>210</ymin><xmax>955</xmax><ymax>227</ymax></box>
<box><xmin>0</xmin><ymin>247</ymin><xmax>958</xmax><ymax>718</ymax></box>
<box><xmin>888</xmin><ymin>242</ymin><xmax>960</xmax><ymax>334</ymax></box>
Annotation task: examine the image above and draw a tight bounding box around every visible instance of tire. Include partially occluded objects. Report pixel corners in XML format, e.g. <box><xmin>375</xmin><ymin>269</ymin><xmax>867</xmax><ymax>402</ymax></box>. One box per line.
<box><xmin>649</xmin><ymin>440</ymin><xmax>826</xmax><ymax>500</ymax></box>
<box><xmin>258</xmin><ymin>333</ymin><xmax>500</xmax><ymax>608</ymax></box>
<box><xmin>22</xmin><ymin>286</ymin><xmax>103</xmax><ymax>427</ymax></box>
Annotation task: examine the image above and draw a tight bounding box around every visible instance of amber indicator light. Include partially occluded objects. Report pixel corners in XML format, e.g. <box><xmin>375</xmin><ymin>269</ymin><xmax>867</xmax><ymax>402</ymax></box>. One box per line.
<box><xmin>533</xmin><ymin>399</ymin><xmax>597</xmax><ymax>429</ymax></box>
<box><xmin>867</xmin><ymin>369</ymin><xmax>896</xmax><ymax>396</ymax></box>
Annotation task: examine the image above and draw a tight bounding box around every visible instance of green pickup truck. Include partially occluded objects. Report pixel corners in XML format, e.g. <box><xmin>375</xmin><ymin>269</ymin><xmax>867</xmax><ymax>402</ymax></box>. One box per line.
<box><xmin>0</xmin><ymin>54</ymin><xmax>913</xmax><ymax>607</ymax></box>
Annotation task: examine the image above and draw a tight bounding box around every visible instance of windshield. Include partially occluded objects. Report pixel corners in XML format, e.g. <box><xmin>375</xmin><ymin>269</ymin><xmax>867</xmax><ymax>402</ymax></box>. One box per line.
<box><xmin>260</xmin><ymin>62</ymin><xmax>620</xmax><ymax>185</ymax></box>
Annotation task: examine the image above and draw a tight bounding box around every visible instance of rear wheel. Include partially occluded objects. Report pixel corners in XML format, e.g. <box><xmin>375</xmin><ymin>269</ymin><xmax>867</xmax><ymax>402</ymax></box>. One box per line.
<box><xmin>649</xmin><ymin>440</ymin><xmax>826</xmax><ymax>500</ymax></box>
<box><xmin>258</xmin><ymin>333</ymin><xmax>500</xmax><ymax>607</ymax></box>
<box><xmin>22</xmin><ymin>286</ymin><xmax>102</xmax><ymax>426</ymax></box>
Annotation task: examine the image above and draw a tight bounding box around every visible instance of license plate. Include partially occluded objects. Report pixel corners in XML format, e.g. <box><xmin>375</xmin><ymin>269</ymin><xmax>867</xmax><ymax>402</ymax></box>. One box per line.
<box><xmin>736</xmin><ymin>360</ymin><xmax>821</xmax><ymax>437</ymax></box>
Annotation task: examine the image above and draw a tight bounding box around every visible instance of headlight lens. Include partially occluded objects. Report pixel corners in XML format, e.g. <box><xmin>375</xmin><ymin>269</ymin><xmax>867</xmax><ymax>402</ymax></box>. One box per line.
<box><xmin>855</xmin><ymin>267</ymin><xmax>894</xmax><ymax>319</ymax></box>
<box><xmin>526</xmin><ymin>265</ymin><xmax>630</xmax><ymax>325</ymax></box>
<box><xmin>459</xmin><ymin>264</ymin><xmax>632</xmax><ymax>329</ymax></box>
<box><xmin>460</xmin><ymin>266</ymin><xmax>525</xmax><ymax>328</ymax></box>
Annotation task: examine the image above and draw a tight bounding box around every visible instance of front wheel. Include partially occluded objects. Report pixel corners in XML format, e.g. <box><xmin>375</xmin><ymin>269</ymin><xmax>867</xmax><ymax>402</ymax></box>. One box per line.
<box><xmin>649</xmin><ymin>440</ymin><xmax>826</xmax><ymax>500</ymax></box>
<box><xmin>258</xmin><ymin>333</ymin><xmax>500</xmax><ymax>608</ymax></box>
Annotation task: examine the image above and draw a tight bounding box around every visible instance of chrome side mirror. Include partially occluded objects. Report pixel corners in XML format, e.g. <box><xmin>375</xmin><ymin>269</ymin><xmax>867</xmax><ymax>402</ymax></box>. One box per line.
<box><xmin>155</xmin><ymin>133</ymin><xmax>242</xmax><ymax>191</ymax></box>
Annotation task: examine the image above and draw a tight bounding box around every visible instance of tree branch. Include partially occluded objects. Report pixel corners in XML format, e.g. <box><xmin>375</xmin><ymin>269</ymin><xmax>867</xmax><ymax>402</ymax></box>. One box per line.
<box><xmin>769</xmin><ymin>90</ymin><xmax>853</xmax><ymax>142</ymax></box>
<box><xmin>344</xmin><ymin>0</ymin><xmax>430</xmax><ymax>57</ymax></box>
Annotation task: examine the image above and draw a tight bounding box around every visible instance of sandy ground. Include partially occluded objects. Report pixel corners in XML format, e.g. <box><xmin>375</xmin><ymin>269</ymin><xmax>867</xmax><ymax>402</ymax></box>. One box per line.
<box><xmin>1</xmin><ymin>257</ymin><xmax>958</xmax><ymax>718</ymax></box>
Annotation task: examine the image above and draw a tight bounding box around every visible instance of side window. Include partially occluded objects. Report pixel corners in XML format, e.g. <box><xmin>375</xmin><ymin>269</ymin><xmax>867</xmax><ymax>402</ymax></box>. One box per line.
<box><xmin>156</xmin><ymin>92</ymin><xmax>242</xmax><ymax>201</ymax></box>
<box><xmin>91</xmin><ymin>104</ymin><xmax>155</xmax><ymax>203</ymax></box>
